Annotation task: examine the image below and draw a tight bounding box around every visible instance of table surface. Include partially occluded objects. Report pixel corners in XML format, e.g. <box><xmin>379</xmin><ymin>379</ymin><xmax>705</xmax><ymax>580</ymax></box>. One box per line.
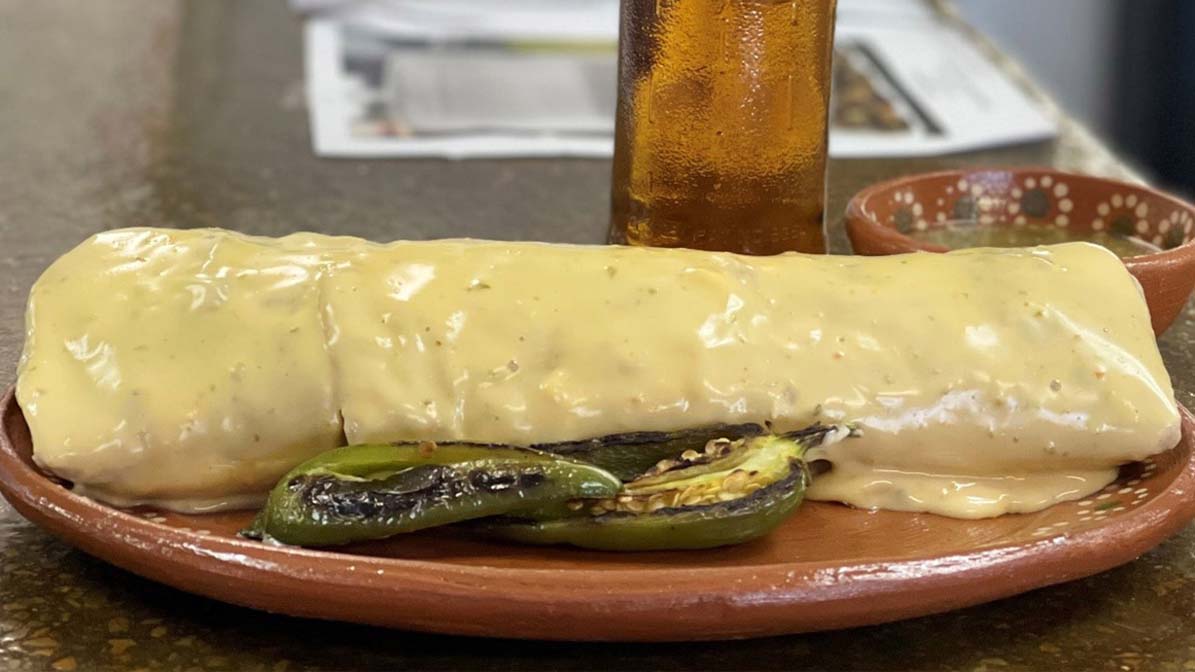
<box><xmin>3</xmin><ymin>2</ymin><xmax>1194</xmax><ymax>670</ymax></box>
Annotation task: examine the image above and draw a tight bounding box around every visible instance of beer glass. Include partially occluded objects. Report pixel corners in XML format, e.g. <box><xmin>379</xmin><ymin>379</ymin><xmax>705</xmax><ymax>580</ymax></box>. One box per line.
<box><xmin>609</xmin><ymin>0</ymin><xmax>837</xmax><ymax>255</ymax></box>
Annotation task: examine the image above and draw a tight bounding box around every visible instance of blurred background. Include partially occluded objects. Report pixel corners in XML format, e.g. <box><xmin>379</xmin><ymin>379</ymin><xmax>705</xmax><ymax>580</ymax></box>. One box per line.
<box><xmin>292</xmin><ymin>0</ymin><xmax>1195</xmax><ymax>197</ymax></box>
<box><xmin>2</xmin><ymin>0</ymin><xmax>1192</xmax><ymax>244</ymax></box>
<box><xmin>957</xmin><ymin>0</ymin><xmax>1195</xmax><ymax>196</ymax></box>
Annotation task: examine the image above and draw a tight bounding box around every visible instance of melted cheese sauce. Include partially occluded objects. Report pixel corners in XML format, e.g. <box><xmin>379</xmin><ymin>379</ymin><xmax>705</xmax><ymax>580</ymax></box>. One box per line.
<box><xmin>16</xmin><ymin>228</ymin><xmax>1181</xmax><ymax>518</ymax></box>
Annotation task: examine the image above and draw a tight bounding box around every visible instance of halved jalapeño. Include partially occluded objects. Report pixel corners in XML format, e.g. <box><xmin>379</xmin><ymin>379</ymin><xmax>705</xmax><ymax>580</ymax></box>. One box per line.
<box><xmin>245</xmin><ymin>443</ymin><xmax>622</xmax><ymax>546</ymax></box>
<box><xmin>535</xmin><ymin>423</ymin><xmax>765</xmax><ymax>481</ymax></box>
<box><xmin>485</xmin><ymin>425</ymin><xmax>850</xmax><ymax>551</ymax></box>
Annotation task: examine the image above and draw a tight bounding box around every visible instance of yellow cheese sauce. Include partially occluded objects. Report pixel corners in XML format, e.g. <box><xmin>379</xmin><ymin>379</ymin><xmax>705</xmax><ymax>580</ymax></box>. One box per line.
<box><xmin>806</xmin><ymin>461</ymin><xmax>1118</xmax><ymax>519</ymax></box>
<box><xmin>16</xmin><ymin>228</ymin><xmax>1181</xmax><ymax>518</ymax></box>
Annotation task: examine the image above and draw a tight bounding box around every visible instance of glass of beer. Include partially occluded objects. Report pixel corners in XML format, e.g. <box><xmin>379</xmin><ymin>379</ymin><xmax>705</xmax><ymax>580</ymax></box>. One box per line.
<box><xmin>608</xmin><ymin>0</ymin><xmax>838</xmax><ymax>255</ymax></box>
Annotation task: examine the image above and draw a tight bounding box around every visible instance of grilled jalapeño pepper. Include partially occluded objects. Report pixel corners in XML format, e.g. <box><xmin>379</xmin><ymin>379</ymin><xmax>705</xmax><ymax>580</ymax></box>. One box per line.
<box><xmin>244</xmin><ymin>442</ymin><xmax>622</xmax><ymax>546</ymax></box>
<box><xmin>483</xmin><ymin>425</ymin><xmax>849</xmax><ymax>551</ymax></box>
<box><xmin>534</xmin><ymin>423</ymin><xmax>765</xmax><ymax>481</ymax></box>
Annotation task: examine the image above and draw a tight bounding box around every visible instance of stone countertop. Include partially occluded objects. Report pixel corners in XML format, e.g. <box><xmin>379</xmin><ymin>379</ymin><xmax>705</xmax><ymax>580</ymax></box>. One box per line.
<box><xmin>2</xmin><ymin>2</ymin><xmax>1193</xmax><ymax>670</ymax></box>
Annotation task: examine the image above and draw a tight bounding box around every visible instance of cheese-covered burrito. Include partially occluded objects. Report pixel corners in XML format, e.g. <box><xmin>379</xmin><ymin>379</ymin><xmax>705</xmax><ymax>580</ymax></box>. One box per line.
<box><xmin>16</xmin><ymin>228</ymin><xmax>1181</xmax><ymax>518</ymax></box>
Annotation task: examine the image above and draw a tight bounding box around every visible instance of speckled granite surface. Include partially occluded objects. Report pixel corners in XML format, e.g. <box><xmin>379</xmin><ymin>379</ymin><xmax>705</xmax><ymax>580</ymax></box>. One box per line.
<box><xmin>3</xmin><ymin>1</ymin><xmax>1194</xmax><ymax>670</ymax></box>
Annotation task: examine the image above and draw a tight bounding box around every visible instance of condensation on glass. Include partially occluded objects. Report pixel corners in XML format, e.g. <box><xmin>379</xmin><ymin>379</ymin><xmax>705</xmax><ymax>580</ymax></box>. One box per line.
<box><xmin>609</xmin><ymin>0</ymin><xmax>838</xmax><ymax>255</ymax></box>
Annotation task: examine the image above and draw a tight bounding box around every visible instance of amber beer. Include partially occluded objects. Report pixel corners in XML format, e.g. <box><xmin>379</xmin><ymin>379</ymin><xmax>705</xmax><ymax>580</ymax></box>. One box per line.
<box><xmin>609</xmin><ymin>0</ymin><xmax>837</xmax><ymax>255</ymax></box>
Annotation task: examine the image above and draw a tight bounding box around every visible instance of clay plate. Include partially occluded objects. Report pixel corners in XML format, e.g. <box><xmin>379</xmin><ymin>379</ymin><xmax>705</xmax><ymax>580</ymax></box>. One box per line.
<box><xmin>3</xmin><ymin>386</ymin><xmax>1195</xmax><ymax>642</ymax></box>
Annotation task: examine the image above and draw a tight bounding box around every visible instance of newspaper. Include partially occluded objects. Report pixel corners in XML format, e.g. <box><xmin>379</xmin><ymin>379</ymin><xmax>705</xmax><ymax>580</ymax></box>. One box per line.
<box><xmin>302</xmin><ymin>0</ymin><xmax>1056</xmax><ymax>159</ymax></box>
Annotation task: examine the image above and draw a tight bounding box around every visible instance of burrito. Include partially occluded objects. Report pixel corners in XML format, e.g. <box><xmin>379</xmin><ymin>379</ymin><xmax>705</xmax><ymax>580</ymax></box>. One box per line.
<box><xmin>16</xmin><ymin>227</ymin><xmax>1180</xmax><ymax>518</ymax></box>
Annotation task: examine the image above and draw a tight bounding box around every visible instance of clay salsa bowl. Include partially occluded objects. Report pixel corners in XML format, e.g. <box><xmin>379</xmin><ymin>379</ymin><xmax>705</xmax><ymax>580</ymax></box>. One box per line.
<box><xmin>845</xmin><ymin>168</ymin><xmax>1195</xmax><ymax>334</ymax></box>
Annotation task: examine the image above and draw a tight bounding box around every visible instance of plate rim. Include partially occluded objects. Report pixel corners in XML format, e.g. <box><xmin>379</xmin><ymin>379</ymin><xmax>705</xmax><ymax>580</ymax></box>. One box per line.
<box><xmin>3</xmin><ymin>384</ymin><xmax>1194</xmax><ymax>641</ymax></box>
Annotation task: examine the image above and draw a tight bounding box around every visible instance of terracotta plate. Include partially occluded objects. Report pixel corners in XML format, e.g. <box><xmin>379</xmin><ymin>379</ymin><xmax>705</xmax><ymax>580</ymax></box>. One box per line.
<box><xmin>3</xmin><ymin>386</ymin><xmax>1195</xmax><ymax>642</ymax></box>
